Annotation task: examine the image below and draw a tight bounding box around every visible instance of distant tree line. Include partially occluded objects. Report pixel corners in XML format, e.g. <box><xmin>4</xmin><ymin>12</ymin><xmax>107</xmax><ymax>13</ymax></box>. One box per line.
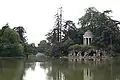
<box><xmin>38</xmin><ymin>7</ymin><xmax>120</xmax><ymax>57</ymax></box>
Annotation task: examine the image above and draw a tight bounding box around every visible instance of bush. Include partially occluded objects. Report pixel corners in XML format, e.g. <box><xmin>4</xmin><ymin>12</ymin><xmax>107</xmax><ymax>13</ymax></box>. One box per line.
<box><xmin>0</xmin><ymin>43</ymin><xmax>24</xmax><ymax>57</ymax></box>
<box><xmin>69</xmin><ymin>44</ymin><xmax>94</xmax><ymax>51</ymax></box>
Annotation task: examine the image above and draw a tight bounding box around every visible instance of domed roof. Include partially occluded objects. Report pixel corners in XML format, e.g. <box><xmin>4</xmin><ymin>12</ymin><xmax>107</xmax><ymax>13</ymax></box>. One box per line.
<box><xmin>83</xmin><ymin>30</ymin><xmax>93</xmax><ymax>38</ymax></box>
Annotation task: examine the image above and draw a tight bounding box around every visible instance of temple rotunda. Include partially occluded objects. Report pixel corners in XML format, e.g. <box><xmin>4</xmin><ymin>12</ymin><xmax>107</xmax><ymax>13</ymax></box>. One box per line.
<box><xmin>83</xmin><ymin>30</ymin><xmax>93</xmax><ymax>45</ymax></box>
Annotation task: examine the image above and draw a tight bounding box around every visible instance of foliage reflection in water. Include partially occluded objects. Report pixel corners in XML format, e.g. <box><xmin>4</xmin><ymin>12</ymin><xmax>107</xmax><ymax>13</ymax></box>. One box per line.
<box><xmin>0</xmin><ymin>58</ymin><xmax>120</xmax><ymax>80</ymax></box>
<box><xmin>24</xmin><ymin>58</ymin><xmax>120</xmax><ymax>80</ymax></box>
<box><xmin>0</xmin><ymin>59</ymin><xmax>24</xmax><ymax>80</ymax></box>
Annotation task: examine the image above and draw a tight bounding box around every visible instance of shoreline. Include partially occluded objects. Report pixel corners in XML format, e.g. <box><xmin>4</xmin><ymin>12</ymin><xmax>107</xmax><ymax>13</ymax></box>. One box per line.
<box><xmin>0</xmin><ymin>57</ymin><xmax>25</xmax><ymax>60</ymax></box>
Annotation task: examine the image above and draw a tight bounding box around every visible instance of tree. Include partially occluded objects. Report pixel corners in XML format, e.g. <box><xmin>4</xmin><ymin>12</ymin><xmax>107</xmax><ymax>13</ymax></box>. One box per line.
<box><xmin>13</xmin><ymin>26</ymin><xmax>26</xmax><ymax>42</ymax></box>
<box><xmin>0</xmin><ymin>25</ymin><xmax>24</xmax><ymax>57</ymax></box>
<box><xmin>46</xmin><ymin>8</ymin><xmax>63</xmax><ymax>57</ymax></box>
<box><xmin>78</xmin><ymin>7</ymin><xmax>120</xmax><ymax>50</ymax></box>
<box><xmin>2</xmin><ymin>23</ymin><xmax>9</xmax><ymax>30</ymax></box>
<box><xmin>62</xmin><ymin>20</ymin><xmax>83</xmax><ymax>44</ymax></box>
<box><xmin>46</xmin><ymin>8</ymin><xmax>63</xmax><ymax>44</ymax></box>
<box><xmin>24</xmin><ymin>43</ymin><xmax>37</xmax><ymax>57</ymax></box>
<box><xmin>38</xmin><ymin>40</ymin><xmax>48</xmax><ymax>53</ymax></box>
<box><xmin>0</xmin><ymin>23</ymin><xmax>39</xmax><ymax>57</ymax></box>
<box><xmin>61</xmin><ymin>38</ymin><xmax>74</xmax><ymax>56</ymax></box>
<box><xmin>38</xmin><ymin>40</ymin><xmax>52</xmax><ymax>56</ymax></box>
<box><xmin>76</xmin><ymin>28</ymin><xmax>84</xmax><ymax>44</ymax></box>
<box><xmin>62</xmin><ymin>20</ymin><xmax>77</xmax><ymax>41</ymax></box>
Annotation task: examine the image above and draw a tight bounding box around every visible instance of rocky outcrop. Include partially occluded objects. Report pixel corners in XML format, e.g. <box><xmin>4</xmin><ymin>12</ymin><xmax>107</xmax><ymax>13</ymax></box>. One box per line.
<box><xmin>68</xmin><ymin>49</ymin><xmax>114</xmax><ymax>59</ymax></box>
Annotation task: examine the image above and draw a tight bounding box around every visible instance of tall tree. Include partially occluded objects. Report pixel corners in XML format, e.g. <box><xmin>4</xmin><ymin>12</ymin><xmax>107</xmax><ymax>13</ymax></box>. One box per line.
<box><xmin>46</xmin><ymin>8</ymin><xmax>64</xmax><ymax>57</ymax></box>
<box><xmin>13</xmin><ymin>26</ymin><xmax>26</xmax><ymax>42</ymax></box>
<box><xmin>62</xmin><ymin>20</ymin><xmax>83</xmax><ymax>44</ymax></box>
<box><xmin>62</xmin><ymin>20</ymin><xmax>77</xmax><ymax>41</ymax></box>
<box><xmin>46</xmin><ymin>7</ymin><xmax>63</xmax><ymax>44</ymax></box>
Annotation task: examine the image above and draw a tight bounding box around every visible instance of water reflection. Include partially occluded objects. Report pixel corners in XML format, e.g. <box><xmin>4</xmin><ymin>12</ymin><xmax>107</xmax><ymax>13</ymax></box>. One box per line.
<box><xmin>0</xmin><ymin>59</ymin><xmax>24</xmax><ymax>80</ymax></box>
<box><xmin>23</xmin><ymin>62</ymin><xmax>47</xmax><ymax>80</ymax></box>
<box><xmin>38</xmin><ymin>58</ymin><xmax>120</xmax><ymax>80</ymax></box>
<box><xmin>1</xmin><ymin>58</ymin><xmax>120</xmax><ymax>80</ymax></box>
<box><xmin>83</xmin><ymin>68</ymin><xmax>93</xmax><ymax>80</ymax></box>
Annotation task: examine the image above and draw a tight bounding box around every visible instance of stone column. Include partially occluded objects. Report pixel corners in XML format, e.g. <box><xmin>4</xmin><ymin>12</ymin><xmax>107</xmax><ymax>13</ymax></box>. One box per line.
<box><xmin>84</xmin><ymin>38</ymin><xmax>86</xmax><ymax>45</ymax></box>
<box><xmin>88</xmin><ymin>38</ymin><xmax>90</xmax><ymax>45</ymax></box>
<box><xmin>83</xmin><ymin>38</ymin><xmax>84</xmax><ymax>45</ymax></box>
<box><xmin>91</xmin><ymin>38</ymin><xmax>92</xmax><ymax>43</ymax></box>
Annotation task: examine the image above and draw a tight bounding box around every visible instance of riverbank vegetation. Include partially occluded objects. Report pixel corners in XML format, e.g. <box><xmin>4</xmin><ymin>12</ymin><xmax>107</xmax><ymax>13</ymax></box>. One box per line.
<box><xmin>0</xmin><ymin>23</ymin><xmax>37</xmax><ymax>57</ymax></box>
<box><xmin>38</xmin><ymin>7</ymin><xmax>120</xmax><ymax>58</ymax></box>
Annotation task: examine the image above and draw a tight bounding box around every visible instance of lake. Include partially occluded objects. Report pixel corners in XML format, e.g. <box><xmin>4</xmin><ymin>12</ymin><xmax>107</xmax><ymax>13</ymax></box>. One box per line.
<box><xmin>0</xmin><ymin>57</ymin><xmax>120</xmax><ymax>80</ymax></box>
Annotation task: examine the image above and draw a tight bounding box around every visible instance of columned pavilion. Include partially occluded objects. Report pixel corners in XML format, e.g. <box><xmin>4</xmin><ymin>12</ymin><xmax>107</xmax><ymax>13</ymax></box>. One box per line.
<box><xmin>83</xmin><ymin>30</ymin><xmax>93</xmax><ymax>45</ymax></box>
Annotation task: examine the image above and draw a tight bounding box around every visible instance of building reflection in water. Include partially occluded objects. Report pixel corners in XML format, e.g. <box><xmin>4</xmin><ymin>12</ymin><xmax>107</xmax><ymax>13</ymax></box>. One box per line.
<box><xmin>1</xmin><ymin>58</ymin><xmax>120</xmax><ymax>80</ymax></box>
<box><xmin>83</xmin><ymin>68</ymin><xmax>93</xmax><ymax>80</ymax></box>
<box><xmin>23</xmin><ymin>58</ymin><xmax>120</xmax><ymax>80</ymax></box>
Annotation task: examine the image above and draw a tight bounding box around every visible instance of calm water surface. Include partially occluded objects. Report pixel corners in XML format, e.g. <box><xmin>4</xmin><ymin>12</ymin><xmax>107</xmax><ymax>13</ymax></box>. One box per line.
<box><xmin>0</xmin><ymin>58</ymin><xmax>120</xmax><ymax>80</ymax></box>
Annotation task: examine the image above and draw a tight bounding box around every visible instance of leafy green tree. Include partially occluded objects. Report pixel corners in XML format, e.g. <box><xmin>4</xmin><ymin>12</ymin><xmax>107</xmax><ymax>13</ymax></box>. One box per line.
<box><xmin>63</xmin><ymin>20</ymin><xmax>84</xmax><ymax>45</ymax></box>
<box><xmin>46</xmin><ymin>20</ymin><xmax>79</xmax><ymax>56</ymax></box>
<box><xmin>13</xmin><ymin>26</ymin><xmax>38</xmax><ymax>56</ymax></box>
<box><xmin>38</xmin><ymin>40</ymin><xmax>52</xmax><ymax>56</ymax></box>
<box><xmin>0</xmin><ymin>25</ymin><xmax>24</xmax><ymax>57</ymax></box>
<box><xmin>61</xmin><ymin>38</ymin><xmax>74</xmax><ymax>56</ymax></box>
<box><xmin>38</xmin><ymin>40</ymin><xmax>49</xmax><ymax>52</ymax></box>
<box><xmin>0</xmin><ymin>24</ymin><xmax>39</xmax><ymax>57</ymax></box>
<box><xmin>13</xmin><ymin>26</ymin><xmax>26</xmax><ymax>42</ymax></box>
<box><xmin>62</xmin><ymin>20</ymin><xmax>77</xmax><ymax>41</ymax></box>
<box><xmin>76</xmin><ymin>28</ymin><xmax>84</xmax><ymax>44</ymax></box>
<box><xmin>78</xmin><ymin>7</ymin><xmax>120</xmax><ymax>50</ymax></box>
<box><xmin>24</xmin><ymin>43</ymin><xmax>37</xmax><ymax>57</ymax></box>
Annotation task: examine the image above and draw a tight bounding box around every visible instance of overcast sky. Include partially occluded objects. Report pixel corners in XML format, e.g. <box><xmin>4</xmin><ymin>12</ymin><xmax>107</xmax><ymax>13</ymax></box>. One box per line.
<box><xmin>0</xmin><ymin>0</ymin><xmax>120</xmax><ymax>45</ymax></box>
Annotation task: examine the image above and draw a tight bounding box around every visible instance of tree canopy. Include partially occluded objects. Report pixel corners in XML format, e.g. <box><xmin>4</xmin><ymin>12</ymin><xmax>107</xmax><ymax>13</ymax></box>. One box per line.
<box><xmin>39</xmin><ymin>7</ymin><xmax>120</xmax><ymax>57</ymax></box>
<box><xmin>0</xmin><ymin>24</ymin><xmax>37</xmax><ymax>57</ymax></box>
<box><xmin>78</xmin><ymin>7</ymin><xmax>120</xmax><ymax>49</ymax></box>
<box><xmin>0</xmin><ymin>25</ymin><xmax>24</xmax><ymax>56</ymax></box>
